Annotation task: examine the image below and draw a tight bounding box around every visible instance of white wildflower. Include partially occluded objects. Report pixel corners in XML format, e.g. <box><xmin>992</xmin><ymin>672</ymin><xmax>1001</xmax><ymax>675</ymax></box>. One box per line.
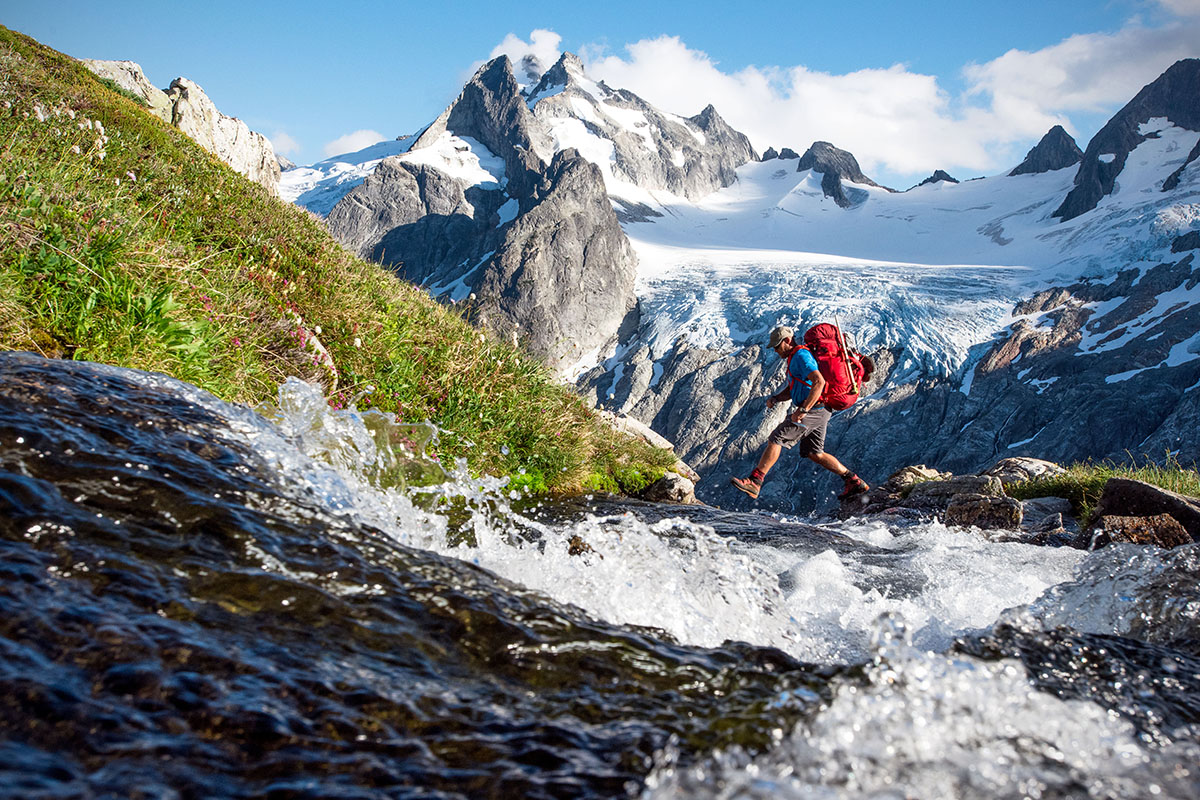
<box><xmin>313</xmin><ymin>326</ymin><xmax>322</xmax><ymax>335</ymax></box>
<box><xmin>33</xmin><ymin>104</ymin><xmax>46</xmax><ymax>122</ymax></box>
<box><xmin>353</xmin><ymin>337</ymin><xmax>362</xmax><ymax>348</ymax></box>
<box><xmin>70</xmin><ymin>145</ymin><xmax>80</xmax><ymax>155</ymax></box>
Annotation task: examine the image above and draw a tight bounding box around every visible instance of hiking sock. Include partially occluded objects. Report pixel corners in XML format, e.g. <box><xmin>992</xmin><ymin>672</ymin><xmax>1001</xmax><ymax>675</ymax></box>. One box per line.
<box><xmin>750</xmin><ymin>469</ymin><xmax>765</xmax><ymax>485</ymax></box>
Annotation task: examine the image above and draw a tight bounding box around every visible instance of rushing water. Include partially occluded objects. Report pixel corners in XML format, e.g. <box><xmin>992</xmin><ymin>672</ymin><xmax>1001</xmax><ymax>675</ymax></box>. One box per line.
<box><xmin>2</xmin><ymin>352</ymin><xmax>1199</xmax><ymax>799</ymax></box>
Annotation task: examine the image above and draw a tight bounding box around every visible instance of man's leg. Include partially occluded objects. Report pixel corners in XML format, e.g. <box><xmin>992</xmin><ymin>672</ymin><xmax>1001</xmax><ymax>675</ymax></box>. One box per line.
<box><xmin>808</xmin><ymin>451</ymin><xmax>848</xmax><ymax>475</ymax></box>
<box><xmin>809</xmin><ymin>451</ymin><xmax>869</xmax><ymax>498</ymax></box>
<box><xmin>756</xmin><ymin>441</ymin><xmax>783</xmax><ymax>477</ymax></box>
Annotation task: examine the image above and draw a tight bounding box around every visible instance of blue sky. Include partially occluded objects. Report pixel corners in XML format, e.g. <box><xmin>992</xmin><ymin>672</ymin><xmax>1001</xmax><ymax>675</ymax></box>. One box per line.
<box><xmin>5</xmin><ymin>1</ymin><xmax>1199</xmax><ymax>187</ymax></box>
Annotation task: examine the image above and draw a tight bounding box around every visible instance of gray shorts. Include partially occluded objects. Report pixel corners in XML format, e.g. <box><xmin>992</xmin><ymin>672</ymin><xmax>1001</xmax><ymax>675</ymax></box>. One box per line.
<box><xmin>768</xmin><ymin>406</ymin><xmax>832</xmax><ymax>457</ymax></box>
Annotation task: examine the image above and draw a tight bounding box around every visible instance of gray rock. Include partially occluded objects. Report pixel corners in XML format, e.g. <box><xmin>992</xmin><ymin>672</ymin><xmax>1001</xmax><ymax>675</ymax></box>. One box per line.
<box><xmin>1163</xmin><ymin>136</ymin><xmax>1200</xmax><ymax>192</ymax></box>
<box><xmin>915</xmin><ymin>169</ymin><xmax>959</xmax><ymax>188</ymax></box>
<box><xmin>761</xmin><ymin>147</ymin><xmax>779</xmax><ymax>161</ymax></box>
<box><xmin>1076</xmin><ymin>513</ymin><xmax>1192</xmax><ymax>550</ymax></box>
<box><xmin>906</xmin><ymin>475</ymin><xmax>1004</xmax><ymax>502</ymax></box>
<box><xmin>1054</xmin><ymin>59</ymin><xmax>1200</xmax><ymax>221</ymax></box>
<box><xmin>1009</xmin><ymin>125</ymin><xmax>1083</xmax><ymax>177</ymax></box>
<box><xmin>167</xmin><ymin>78</ymin><xmax>281</xmax><ymax>195</ymax></box>
<box><xmin>526</xmin><ymin>53</ymin><xmax>756</xmax><ymax>200</ymax></box>
<box><xmin>277</xmin><ymin>154</ymin><xmax>296</xmax><ymax>171</ymax></box>
<box><xmin>795</xmin><ymin>141</ymin><xmax>892</xmax><ymax>207</ymax></box>
<box><xmin>1019</xmin><ymin>496</ymin><xmax>1078</xmax><ymax>534</ymax></box>
<box><xmin>981</xmin><ymin>457</ymin><xmax>1066</xmax><ymax>486</ymax></box>
<box><xmin>1172</xmin><ymin>229</ymin><xmax>1200</xmax><ymax>253</ymax></box>
<box><xmin>641</xmin><ymin>472</ymin><xmax>697</xmax><ymax>504</ymax></box>
<box><xmin>473</xmin><ymin>148</ymin><xmax>638</xmax><ymax>373</ymax></box>
<box><xmin>778</xmin><ymin>148</ymin><xmax>800</xmax><ymax>160</ymax></box>
<box><xmin>945</xmin><ymin>493</ymin><xmax>1023</xmax><ymax>529</ymax></box>
<box><xmin>80</xmin><ymin>59</ymin><xmax>172</xmax><ymax>122</ymax></box>
<box><xmin>324</xmin><ymin>56</ymin><xmax>638</xmax><ymax>375</ymax></box>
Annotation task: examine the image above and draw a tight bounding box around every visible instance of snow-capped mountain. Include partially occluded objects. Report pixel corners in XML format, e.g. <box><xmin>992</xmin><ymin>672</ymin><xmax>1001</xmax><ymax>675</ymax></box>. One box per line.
<box><xmin>283</xmin><ymin>53</ymin><xmax>1200</xmax><ymax>512</ymax></box>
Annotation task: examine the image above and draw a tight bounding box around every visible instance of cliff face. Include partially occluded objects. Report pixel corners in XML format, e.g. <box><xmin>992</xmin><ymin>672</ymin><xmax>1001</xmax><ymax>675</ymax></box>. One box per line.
<box><xmin>1054</xmin><ymin>58</ymin><xmax>1200</xmax><ymax>221</ymax></box>
<box><xmin>324</xmin><ymin>56</ymin><xmax>638</xmax><ymax>374</ymax></box>
<box><xmin>81</xmin><ymin>60</ymin><xmax>280</xmax><ymax>195</ymax></box>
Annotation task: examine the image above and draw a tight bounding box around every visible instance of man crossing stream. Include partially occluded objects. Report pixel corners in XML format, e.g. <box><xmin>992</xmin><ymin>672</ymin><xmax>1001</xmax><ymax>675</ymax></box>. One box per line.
<box><xmin>732</xmin><ymin>324</ymin><xmax>871</xmax><ymax>501</ymax></box>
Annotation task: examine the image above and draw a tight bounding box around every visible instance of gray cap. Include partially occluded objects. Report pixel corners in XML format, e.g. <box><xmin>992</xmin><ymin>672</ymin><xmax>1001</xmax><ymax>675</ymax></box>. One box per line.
<box><xmin>767</xmin><ymin>326</ymin><xmax>793</xmax><ymax>348</ymax></box>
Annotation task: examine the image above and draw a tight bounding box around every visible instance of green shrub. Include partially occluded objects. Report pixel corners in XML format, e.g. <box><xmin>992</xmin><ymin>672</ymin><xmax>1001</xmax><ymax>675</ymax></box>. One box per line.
<box><xmin>1007</xmin><ymin>454</ymin><xmax>1200</xmax><ymax>525</ymax></box>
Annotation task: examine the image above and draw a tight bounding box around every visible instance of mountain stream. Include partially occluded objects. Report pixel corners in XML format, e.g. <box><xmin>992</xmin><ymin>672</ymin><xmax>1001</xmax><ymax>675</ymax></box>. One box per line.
<box><xmin>2</xmin><ymin>352</ymin><xmax>1198</xmax><ymax>799</ymax></box>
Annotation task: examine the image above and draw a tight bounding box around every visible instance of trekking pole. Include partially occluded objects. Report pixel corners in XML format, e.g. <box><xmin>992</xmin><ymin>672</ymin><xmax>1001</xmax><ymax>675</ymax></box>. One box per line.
<box><xmin>833</xmin><ymin>313</ymin><xmax>860</xmax><ymax>394</ymax></box>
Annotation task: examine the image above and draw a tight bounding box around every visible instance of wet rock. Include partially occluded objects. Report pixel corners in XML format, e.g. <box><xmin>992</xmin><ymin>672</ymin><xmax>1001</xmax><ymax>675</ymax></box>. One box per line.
<box><xmin>1092</xmin><ymin>478</ymin><xmax>1200</xmax><ymax>542</ymax></box>
<box><xmin>1019</xmin><ymin>496</ymin><xmax>1079</xmax><ymax>535</ymax></box>
<box><xmin>641</xmin><ymin>472</ymin><xmax>696</xmax><ymax>505</ymax></box>
<box><xmin>567</xmin><ymin>535</ymin><xmax>598</xmax><ymax>557</ymax></box>
<box><xmin>1077</xmin><ymin>513</ymin><xmax>1192</xmax><ymax>550</ymax></box>
<box><xmin>944</xmin><ymin>493</ymin><xmax>1023</xmax><ymax>530</ymax></box>
<box><xmin>981</xmin><ymin>457</ymin><xmax>1067</xmax><ymax>486</ymax></box>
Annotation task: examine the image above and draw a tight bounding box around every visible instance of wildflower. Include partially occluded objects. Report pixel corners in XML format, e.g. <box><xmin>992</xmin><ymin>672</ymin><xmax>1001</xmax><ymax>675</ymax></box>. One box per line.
<box><xmin>314</xmin><ymin>326</ymin><xmax>322</xmax><ymax>335</ymax></box>
<box><xmin>354</xmin><ymin>337</ymin><xmax>362</xmax><ymax>348</ymax></box>
<box><xmin>125</xmin><ymin>171</ymin><xmax>136</xmax><ymax>182</ymax></box>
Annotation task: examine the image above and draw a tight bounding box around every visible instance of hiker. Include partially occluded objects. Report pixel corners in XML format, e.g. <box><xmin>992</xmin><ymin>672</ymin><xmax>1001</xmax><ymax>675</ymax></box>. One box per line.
<box><xmin>731</xmin><ymin>325</ymin><xmax>870</xmax><ymax>501</ymax></box>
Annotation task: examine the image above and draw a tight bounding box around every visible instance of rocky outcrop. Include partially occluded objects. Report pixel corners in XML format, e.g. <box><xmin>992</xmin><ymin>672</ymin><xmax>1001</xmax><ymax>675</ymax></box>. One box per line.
<box><xmin>916</xmin><ymin>169</ymin><xmax>959</xmax><ymax>188</ymax></box>
<box><xmin>527</xmin><ymin>53</ymin><xmax>756</xmax><ymax>200</ymax></box>
<box><xmin>472</xmin><ymin>149</ymin><xmax>638</xmax><ymax>372</ymax></box>
<box><xmin>641</xmin><ymin>472</ymin><xmax>697</xmax><ymax>504</ymax></box>
<box><xmin>80</xmin><ymin>59</ymin><xmax>172</xmax><ymax>122</ymax></box>
<box><xmin>796</xmin><ymin>141</ymin><xmax>890</xmax><ymax>207</ymax></box>
<box><xmin>81</xmin><ymin>61</ymin><xmax>281</xmax><ymax>195</ymax></box>
<box><xmin>1163</xmin><ymin>136</ymin><xmax>1200</xmax><ymax>192</ymax></box>
<box><xmin>1090</xmin><ymin>478</ymin><xmax>1200</xmax><ymax>542</ymax></box>
<box><xmin>1054</xmin><ymin>59</ymin><xmax>1200</xmax><ymax>221</ymax></box>
<box><xmin>1079</xmin><ymin>514</ymin><xmax>1192</xmax><ymax>550</ymax></box>
<box><xmin>167</xmin><ymin>78</ymin><xmax>281</xmax><ymax>195</ymax></box>
<box><xmin>1009</xmin><ymin>125</ymin><xmax>1083</xmax><ymax>177</ymax></box>
<box><xmin>324</xmin><ymin>56</ymin><xmax>638</xmax><ymax>375</ymax></box>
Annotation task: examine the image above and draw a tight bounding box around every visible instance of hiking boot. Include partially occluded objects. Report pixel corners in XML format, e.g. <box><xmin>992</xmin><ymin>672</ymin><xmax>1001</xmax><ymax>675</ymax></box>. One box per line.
<box><xmin>731</xmin><ymin>476</ymin><xmax>762</xmax><ymax>499</ymax></box>
<box><xmin>838</xmin><ymin>473</ymin><xmax>869</xmax><ymax>500</ymax></box>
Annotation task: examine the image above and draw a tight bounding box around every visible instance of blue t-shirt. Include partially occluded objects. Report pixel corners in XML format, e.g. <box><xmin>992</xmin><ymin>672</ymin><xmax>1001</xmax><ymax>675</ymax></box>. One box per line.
<box><xmin>787</xmin><ymin>347</ymin><xmax>820</xmax><ymax>406</ymax></box>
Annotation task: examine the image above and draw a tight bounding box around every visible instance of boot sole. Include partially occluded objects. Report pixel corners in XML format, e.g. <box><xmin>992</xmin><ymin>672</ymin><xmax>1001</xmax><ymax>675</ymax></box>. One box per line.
<box><xmin>730</xmin><ymin>478</ymin><xmax>760</xmax><ymax>499</ymax></box>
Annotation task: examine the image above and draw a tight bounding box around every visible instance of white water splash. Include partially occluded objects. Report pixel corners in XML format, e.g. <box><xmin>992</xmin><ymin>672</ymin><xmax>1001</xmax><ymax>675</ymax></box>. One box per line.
<box><xmin>642</xmin><ymin>616</ymin><xmax>1200</xmax><ymax>799</ymax></box>
<box><xmin>254</xmin><ymin>380</ymin><xmax>1096</xmax><ymax>666</ymax></box>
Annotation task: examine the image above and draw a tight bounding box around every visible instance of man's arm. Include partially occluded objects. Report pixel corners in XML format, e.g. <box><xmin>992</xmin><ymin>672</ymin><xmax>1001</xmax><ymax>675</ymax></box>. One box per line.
<box><xmin>788</xmin><ymin>370</ymin><xmax>825</xmax><ymax>422</ymax></box>
<box><xmin>765</xmin><ymin>385</ymin><xmax>791</xmax><ymax>409</ymax></box>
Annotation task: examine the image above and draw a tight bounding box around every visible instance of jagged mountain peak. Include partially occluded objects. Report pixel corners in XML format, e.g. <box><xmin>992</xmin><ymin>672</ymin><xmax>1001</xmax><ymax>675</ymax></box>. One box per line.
<box><xmin>795</xmin><ymin>141</ymin><xmax>890</xmax><ymax>206</ymax></box>
<box><xmin>914</xmin><ymin>169</ymin><xmax>959</xmax><ymax>189</ymax></box>
<box><xmin>1054</xmin><ymin>57</ymin><xmax>1200</xmax><ymax>221</ymax></box>
<box><xmin>796</xmin><ymin>141</ymin><xmax>875</xmax><ymax>184</ymax></box>
<box><xmin>526</xmin><ymin>51</ymin><xmax>588</xmax><ymax>100</ymax></box>
<box><xmin>1009</xmin><ymin>124</ymin><xmax>1082</xmax><ymax>177</ymax></box>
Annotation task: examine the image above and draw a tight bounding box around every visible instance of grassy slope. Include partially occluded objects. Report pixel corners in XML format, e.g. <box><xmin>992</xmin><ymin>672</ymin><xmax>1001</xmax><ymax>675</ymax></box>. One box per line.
<box><xmin>0</xmin><ymin>27</ymin><xmax>675</xmax><ymax>493</ymax></box>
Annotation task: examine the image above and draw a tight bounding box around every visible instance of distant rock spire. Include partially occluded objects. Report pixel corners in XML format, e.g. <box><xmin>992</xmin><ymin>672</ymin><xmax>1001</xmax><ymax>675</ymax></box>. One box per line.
<box><xmin>1009</xmin><ymin>125</ymin><xmax>1082</xmax><ymax>177</ymax></box>
<box><xmin>916</xmin><ymin>169</ymin><xmax>959</xmax><ymax>188</ymax></box>
<box><xmin>796</xmin><ymin>141</ymin><xmax>890</xmax><ymax>207</ymax></box>
<box><xmin>1054</xmin><ymin>58</ymin><xmax>1200</xmax><ymax>221</ymax></box>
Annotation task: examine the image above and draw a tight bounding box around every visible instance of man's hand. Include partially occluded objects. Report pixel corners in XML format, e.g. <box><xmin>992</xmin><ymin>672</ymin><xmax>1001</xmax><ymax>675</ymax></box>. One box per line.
<box><xmin>766</xmin><ymin>396</ymin><xmax>778</xmax><ymax>410</ymax></box>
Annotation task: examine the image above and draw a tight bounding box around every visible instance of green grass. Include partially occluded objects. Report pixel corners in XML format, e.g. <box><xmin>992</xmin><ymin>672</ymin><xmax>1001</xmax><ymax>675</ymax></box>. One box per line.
<box><xmin>1006</xmin><ymin>454</ymin><xmax>1200</xmax><ymax>525</ymax></box>
<box><xmin>0</xmin><ymin>26</ymin><xmax>677</xmax><ymax>494</ymax></box>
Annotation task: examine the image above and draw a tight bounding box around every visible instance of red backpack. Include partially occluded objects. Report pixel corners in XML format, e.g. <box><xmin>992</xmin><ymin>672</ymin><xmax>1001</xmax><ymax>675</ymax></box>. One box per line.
<box><xmin>802</xmin><ymin>323</ymin><xmax>871</xmax><ymax>410</ymax></box>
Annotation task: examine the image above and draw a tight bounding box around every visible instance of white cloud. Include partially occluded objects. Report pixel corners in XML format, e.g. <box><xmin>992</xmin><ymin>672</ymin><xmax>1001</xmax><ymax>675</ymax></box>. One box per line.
<box><xmin>1156</xmin><ymin>0</ymin><xmax>1200</xmax><ymax>16</ymax></box>
<box><xmin>572</xmin><ymin>16</ymin><xmax>1200</xmax><ymax>187</ymax></box>
<box><xmin>322</xmin><ymin>129</ymin><xmax>386</xmax><ymax>159</ymax></box>
<box><xmin>271</xmin><ymin>130</ymin><xmax>300</xmax><ymax>156</ymax></box>
<box><xmin>489</xmin><ymin>29</ymin><xmax>563</xmax><ymax>83</ymax></box>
